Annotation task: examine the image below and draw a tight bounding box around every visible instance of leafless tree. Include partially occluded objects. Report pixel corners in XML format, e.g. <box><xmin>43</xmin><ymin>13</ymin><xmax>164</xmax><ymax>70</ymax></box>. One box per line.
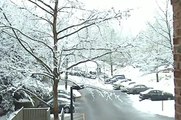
<box><xmin>147</xmin><ymin>0</ymin><xmax>173</xmax><ymax>52</ymax></box>
<box><xmin>0</xmin><ymin>0</ymin><xmax>130</xmax><ymax>119</ymax></box>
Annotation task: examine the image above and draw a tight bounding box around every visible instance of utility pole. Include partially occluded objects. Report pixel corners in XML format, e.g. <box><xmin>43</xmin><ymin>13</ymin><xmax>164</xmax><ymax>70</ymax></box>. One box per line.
<box><xmin>70</xmin><ymin>85</ymin><xmax>84</xmax><ymax>120</ymax></box>
<box><xmin>65</xmin><ymin>58</ymin><xmax>68</xmax><ymax>90</ymax></box>
<box><xmin>110</xmin><ymin>51</ymin><xmax>113</xmax><ymax>76</ymax></box>
<box><xmin>110</xmin><ymin>30</ymin><xmax>114</xmax><ymax>76</ymax></box>
<box><xmin>70</xmin><ymin>87</ymin><xmax>73</xmax><ymax>120</ymax></box>
<box><xmin>156</xmin><ymin>72</ymin><xmax>159</xmax><ymax>82</ymax></box>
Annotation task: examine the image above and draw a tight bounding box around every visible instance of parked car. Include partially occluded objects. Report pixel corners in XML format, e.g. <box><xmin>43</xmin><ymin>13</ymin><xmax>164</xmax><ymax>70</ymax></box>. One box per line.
<box><xmin>38</xmin><ymin>98</ymin><xmax>75</xmax><ymax>113</ymax></box>
<box><xmin>57</xmin><ymin>88</ymin><xmax>81</xmax><ymax>98</ymax></box>
<box><xmin>113</xmin><ymin>84</ymin><xmax>126</xmax><ymax>90</ymax></box>
<box><xmin>104</xmin><ymin>75</ymin><xmax>126</xmax><ymax>84</ymax></box>
<box><xmin>113</xmin><ymin>79</ymin><xmax>132</xmax><ymax>86</ymax></box>
<box><xmin>113</xmin><ymin>81</ymin><xmax>135</xmax><ymax>90</ymax></box>
<box><xmin>126</xmin><ymin>84</ymin><xmax>152</xmax><ymax>94</ymax></box>
<box><xmin>139</xmin><ymin>89</ymin><xmax>174</xmax><ymax>101</ymax></box>
<box><xmin>47</xmin><ymin>93</ymin><xmax>75</xmax><ymax>102</ymax></box>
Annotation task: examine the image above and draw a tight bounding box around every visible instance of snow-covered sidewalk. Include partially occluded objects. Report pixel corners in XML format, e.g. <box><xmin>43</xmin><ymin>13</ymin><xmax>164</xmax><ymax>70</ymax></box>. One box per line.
<box><xmin>128</xmin><ymin>95</ymin><xmax>174</xmax><ymax>117</ymax></box>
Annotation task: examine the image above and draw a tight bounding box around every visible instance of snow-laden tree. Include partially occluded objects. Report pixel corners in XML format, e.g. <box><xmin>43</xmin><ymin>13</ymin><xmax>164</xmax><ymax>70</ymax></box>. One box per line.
<box><xmin>130</xmin><ymin>0</ymin><xmax>173</xmax><ymax>73</ymax></box>
<box><xmin>0</xmin><ymin>0</ymin><xmax>53</xmax><ymax>114</ymax></box>
<box><xmin>74</xmin><ymin>24</ymin><xmax>135</xmax><ymax>75</ymax></box>
<box><xmin>0</xmin><ymin>0</ymin><xmax>131</xmax><ymax>119</ymax></box>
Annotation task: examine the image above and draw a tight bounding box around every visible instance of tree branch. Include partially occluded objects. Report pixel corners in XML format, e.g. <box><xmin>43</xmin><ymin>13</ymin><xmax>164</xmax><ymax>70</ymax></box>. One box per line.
<box><xmin>2</xmin><ymin>12</ymin><xmax>53</xmax><ymax>74</ymax></box>
<box><xmin>37</xmin><ymin>0</ymin><xmax>54</xmax><ymax>11</ymax></box>
<box><xmin>0</xmin><ymin>25</ymin><xmax>54</xmax><ymax>54</ymax></box>
<box><xmin>62</xmin><ymin>47</ymin><xmax>111</xmax><ymax>51</ymax></box>
<box><xmin>66</xmin><ymin>51</ymin><xmax>113</xmax><ymax>71</ymax></box>
<box><xmin>21</xmin><ymin>6</ymin><xmax>53</xmax><ymax>25</ymax></box>
<box><xmin>57</xmin><ymin>12</ymin><xmax>122</xmax><ymax>40</ymax></box>
<box><xmin>27</xmin><ymin>0</ymin><xmax>53</xmax><ymax>16</ymax></box>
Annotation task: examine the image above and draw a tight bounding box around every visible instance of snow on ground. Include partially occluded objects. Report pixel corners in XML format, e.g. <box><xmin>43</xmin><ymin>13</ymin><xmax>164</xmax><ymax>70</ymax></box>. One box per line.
<box><xmin>69</xmin><ymin>75</ymin><xmax>113</xmax><ymax>91</ymax></box>
<box><xmin>69</xmin><ymin>65</ymin><xmax>175</xmax><ymax>118</ymax></box>
<box><xmin>114</xmin><ymin>67</ymin><xmax>174</xmax><ymax>117</ymax></box>
<box><xmin>0</xmin><ymin>115</ymin><xmax>6</xmax><ymax>120</ymax></box>
<box><xmin>129</xmin><ymin>95</ymin><xmax>174</xmax><ymax>117</ymax></box>
<box><xmin>1</xmin><ymin>65</ymin><xmax>174</xmax><ymax>119</ymax></box>
<box><xmin>50</xmin><ymin>114</ymin><xmax>70</xmax><ymax>120</ymax></box>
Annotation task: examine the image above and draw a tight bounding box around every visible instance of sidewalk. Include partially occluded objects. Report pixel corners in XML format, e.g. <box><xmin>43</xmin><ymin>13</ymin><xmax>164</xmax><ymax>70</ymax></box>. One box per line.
<box><xmin>51</xmin><ymin>113</ymin><xmax>85</xmax><ymax>120</ymax></box>
<box><xmin>63</xmin><ymin>113</ymin><xmax>85</xmax><ymax>120</ymax></box>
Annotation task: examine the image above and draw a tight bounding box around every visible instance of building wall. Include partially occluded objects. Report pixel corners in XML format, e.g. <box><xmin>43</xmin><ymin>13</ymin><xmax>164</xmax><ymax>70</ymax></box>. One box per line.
<box><xmin>171</xmin><ymin>0</ymin><xmax>181</xmax><ymax>119</ymax></box>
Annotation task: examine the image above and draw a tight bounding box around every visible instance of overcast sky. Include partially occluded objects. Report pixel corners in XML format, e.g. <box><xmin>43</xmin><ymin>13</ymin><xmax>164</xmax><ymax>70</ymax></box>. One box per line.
<box><xmin>82</xmin><ymin>0</ymin><xmax>164</xmax><ymax>36</ymax></box>
<box><xmin>12</xmin><ymin>0</ymin><xmax>168</xmax><ymax>36</ymax></box>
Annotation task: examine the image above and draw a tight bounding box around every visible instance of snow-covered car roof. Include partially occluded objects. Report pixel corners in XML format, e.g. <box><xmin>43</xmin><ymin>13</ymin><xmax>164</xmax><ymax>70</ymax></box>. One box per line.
<box><xmin>47</xmin><ymin>97</ymin><xmax>70</xmax><ymax>104</ymax></box>
<box><xmin>58</xmin><ymin>85</ymin><xmax>82</xmax><ymax>98</ymax></box>
<box><xmin>140</xmin><ymin>88</ymin><xmax>164</xmax><ymax>94</ymax></box>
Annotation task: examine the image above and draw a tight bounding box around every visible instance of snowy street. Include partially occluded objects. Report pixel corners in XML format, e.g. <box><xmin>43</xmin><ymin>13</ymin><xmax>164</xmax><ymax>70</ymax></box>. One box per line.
<box><xmin>75</xmin><ymin>89</ymin><xmax>174</xmax><ymax>120</ymax></box>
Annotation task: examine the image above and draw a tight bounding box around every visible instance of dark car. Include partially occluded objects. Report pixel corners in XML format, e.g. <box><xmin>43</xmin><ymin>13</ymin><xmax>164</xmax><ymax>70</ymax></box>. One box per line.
<box><xmin>39</xmin><ymin>98</ymin><xmax>75</xmax><ymax>113</ymax></box>
<box><xmin>104</xmin><ymin>75</ymin><xmax>126</xmax><ymax>84</ymax></box>
<box><xmin>126</xmin><ymin>84</ymin><xmax>152</xmax><ymax>94</ymax></box>
<box><xmin>139</xmin><ymin>89</ymin><xmax>174</xmax><ymax>101</ymax></box>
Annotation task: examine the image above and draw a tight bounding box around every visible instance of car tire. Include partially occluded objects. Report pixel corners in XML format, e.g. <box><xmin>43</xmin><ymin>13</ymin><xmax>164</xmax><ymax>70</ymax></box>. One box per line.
<box><xmin>0</xmin><ymin>108</ymin><xmax>5</xmax><ymax>116</ymax></box>
<box><xmin>132</xmin><ymin>90</ymin><xmax>137</xmax><ymax>94</ymax></box>
<box><xmin>64</xmin><ymin>107</ymin><xmax>70</xmax><ymax>113</ymax></box>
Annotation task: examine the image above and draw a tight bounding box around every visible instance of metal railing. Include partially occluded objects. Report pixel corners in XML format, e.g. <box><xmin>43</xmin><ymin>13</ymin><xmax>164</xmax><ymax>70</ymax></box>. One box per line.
<box><xmin>60</xmin><ymin>108</ymin><xmax>64</xmax><ymax>120</ymax></box>
<box><xmin>12</xmin><ymin>107</ymin><xmax>50</xmax><ymax>120</ymax></box>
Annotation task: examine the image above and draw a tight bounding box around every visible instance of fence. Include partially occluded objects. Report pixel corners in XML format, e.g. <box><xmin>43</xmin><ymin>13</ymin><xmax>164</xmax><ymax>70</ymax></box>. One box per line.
<box><xmin>12</xmin><ymin>107</ymin><xmax>50</xmax><ymax>120</ymax></box>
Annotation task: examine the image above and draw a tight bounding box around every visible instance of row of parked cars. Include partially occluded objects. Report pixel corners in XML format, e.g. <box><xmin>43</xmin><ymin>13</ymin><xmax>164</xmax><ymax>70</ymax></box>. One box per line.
<box><xmin>104</xmin><ymin>74</ymin><xmax>174</xmax><ymax>101</ymax></box>
<box><xmin>12</xmin><ymin>85</ymin><xmax>82</xmax><ymax>115</ymax></box>
<box><xmin>68</xmin><ymin>69</ymin><xmax>97</xmax><ymax>79</ymax></box>
<box><xmin>38</xmin><ymin>84</ymin><xmax>83</xmax><ymax>114</ymax></box>
<box><xmin>104</xmin><ymin>75</ymin><xmax>131</xmax><ymax>84</ymax></box>
<box><xmin>38</xmin><ymin>89</ymin><xmax>79</xmax><ymax>113</ymax></box>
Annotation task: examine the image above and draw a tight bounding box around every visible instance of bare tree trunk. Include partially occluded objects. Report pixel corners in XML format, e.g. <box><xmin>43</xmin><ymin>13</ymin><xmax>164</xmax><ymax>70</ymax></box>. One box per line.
<box><xmin>52</xmin><ymin>0</ymin><xmax>59</xmax><ymax>120</ymax></box>
<box><xmin>53</xmin><ymin>75</ymin><xmax>59</xmax><ymax>120</ymax></box>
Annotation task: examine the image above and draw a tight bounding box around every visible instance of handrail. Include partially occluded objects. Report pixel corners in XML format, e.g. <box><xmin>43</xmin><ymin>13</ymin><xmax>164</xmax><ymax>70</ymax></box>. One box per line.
<box><xmin>60</xmin><ymin>108</ymin><xmax>64</xmax><ymax>120</ymax></box>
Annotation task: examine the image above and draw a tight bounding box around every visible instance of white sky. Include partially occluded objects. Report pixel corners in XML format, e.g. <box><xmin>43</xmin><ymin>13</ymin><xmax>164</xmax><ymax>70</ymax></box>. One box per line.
<box><xmin>82</xmin><ymin>0</ymin><xmax>162</xmax><ymax>35</ymax></box>
<box><xmin>11</xmin><ymin>0</ymin><xmax>164</xmax><ymax>35</ymax></box>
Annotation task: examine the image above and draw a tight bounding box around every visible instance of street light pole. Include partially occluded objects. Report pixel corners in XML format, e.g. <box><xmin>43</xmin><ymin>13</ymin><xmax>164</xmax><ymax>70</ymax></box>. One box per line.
<box><xmin>70</xmin><ymin>86</ymin><xmax>73</xmax><ymax>120</ymax></box>
<box><xmin>70</xmin><ymin>85</ymin><xmax>84</xmax><ymax>120</ymax></box>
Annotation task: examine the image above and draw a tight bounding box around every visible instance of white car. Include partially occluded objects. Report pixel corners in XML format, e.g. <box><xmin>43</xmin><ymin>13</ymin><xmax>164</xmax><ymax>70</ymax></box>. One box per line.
<box><xmin>113</xmin><ymin>78</ymin><xmax>129</xmax><ymax>85</ymax></box>
<box><xmin>118</xmin><ymin>81</ymin><xmax>136</xmax><ymax>92</ymax></box>
<box><xmin>121</xmin><ymin>81</ymin><xmax>136</xmax><ymax>88</ymax></box>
